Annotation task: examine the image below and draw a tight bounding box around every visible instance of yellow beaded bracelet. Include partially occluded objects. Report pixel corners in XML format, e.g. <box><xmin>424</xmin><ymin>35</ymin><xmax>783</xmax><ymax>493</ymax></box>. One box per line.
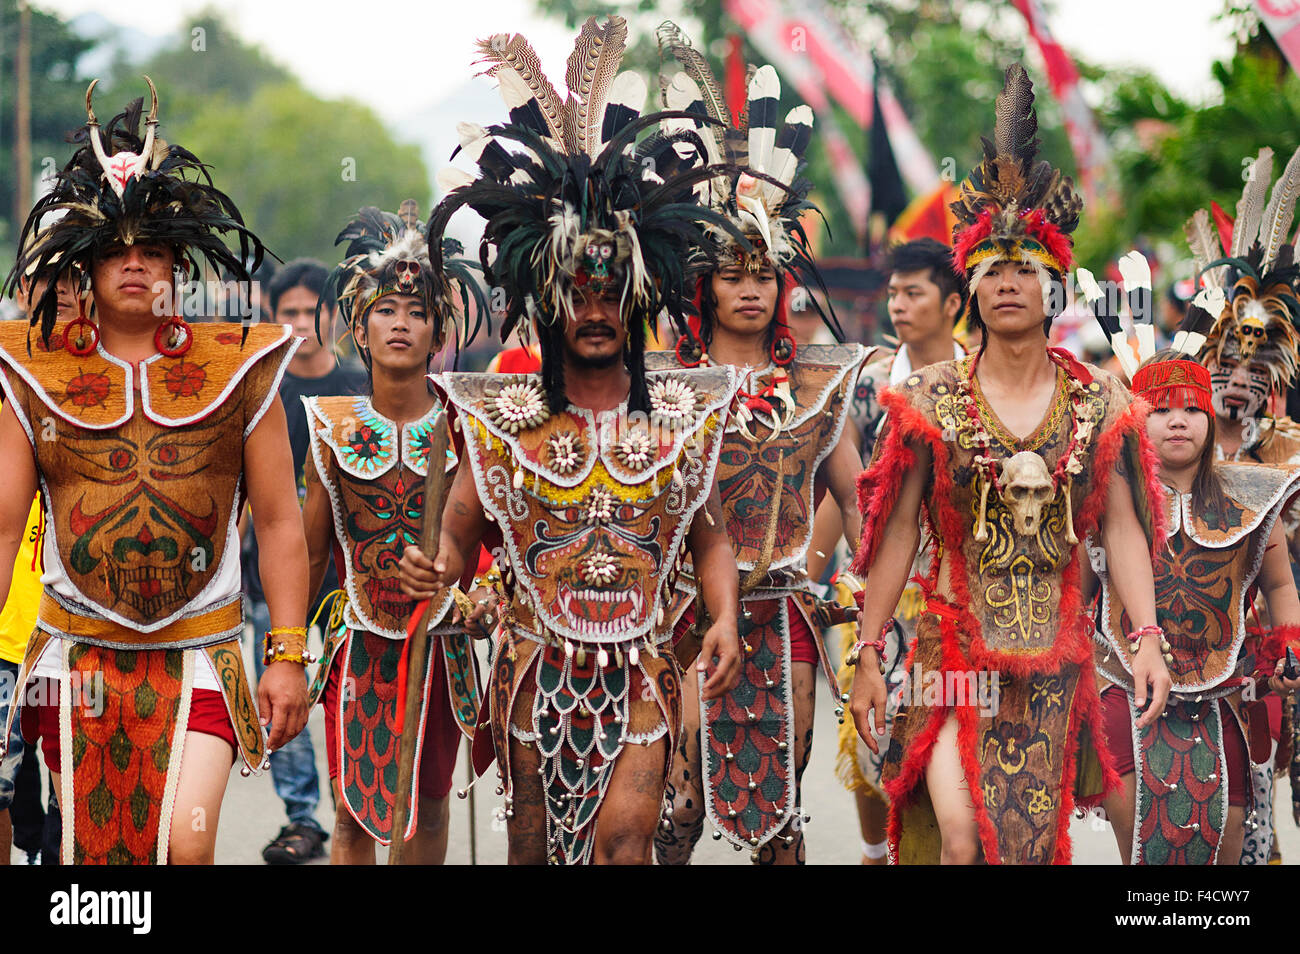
<box><xmin>263</xmin><ymin>626</ymin><xmax>315</xmax><ymax>666</ymax></box>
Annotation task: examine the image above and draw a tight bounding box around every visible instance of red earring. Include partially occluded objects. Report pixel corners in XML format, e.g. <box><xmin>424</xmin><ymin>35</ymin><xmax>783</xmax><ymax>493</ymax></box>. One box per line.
<box><xmin>675</xmin><ymin>332</ymin><xmax>706</xmax><ymax>368</ymax></box>
<box><xmin>64</xmin><ymin>297</ymin><xmax>99</xmax><ymax>357</ymax></box>
<box><xmin>771</xmin><ymin>325</ymin><xmax>795</xmax><ymax>366</ymax></box>
<box><xmin>154</xmin><ymin>316</ymin><xmax>193</xmax><ymax>357</ymax></box>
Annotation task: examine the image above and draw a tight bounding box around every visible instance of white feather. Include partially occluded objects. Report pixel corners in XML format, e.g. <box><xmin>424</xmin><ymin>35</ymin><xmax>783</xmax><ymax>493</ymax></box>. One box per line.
<box><xmin>1075</xmin><ymin>267</ymin><xmax>1103</xmax><ymax>304</ymax></box>
<box><xmin>1117</xmin><ymin>250</ymin><xmax>1151</xmax><ymax>292</ymax></box>
<box><xmin>1192</xmin><ymin>286</ymin><xmax>1226</xmax><ymax>321</ymax></box>
<box><xmin>1135</xmin><ymin>325</ymin><xmax>1156</xmax><ymax>363</ymax></box>
<box><xmin>1110</xmin><ymin>331</ymin><xmax>1138</xmax><ymax>379</ymax></box>
<box><xmin>746</xmin><ymin>65</ymin><xmax>780</xmax><ymax>177</ymax></box>
<box><xmin>437</xmin><ymin>167</ymin><xmax>474</xmax><ymax>194</ymax></box>
<box><xmin>765</xmin><ymin>105</ymin><xmax>814</xmax><ymax>191</ymax></box>
<box><xmin>600</xmin><ymin>70</ymin><xmax>647</xmax><ymax>149</ymax></box>
<box><xmin>664</xmin><ymin>71</ymin><xmax>722</xmax><ymax>166</ymax></box>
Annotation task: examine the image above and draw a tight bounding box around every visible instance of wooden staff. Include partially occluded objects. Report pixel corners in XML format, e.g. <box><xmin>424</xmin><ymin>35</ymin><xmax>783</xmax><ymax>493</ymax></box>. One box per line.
<box><xmin>388</xmin><ymin>410</ymin><xmax>450</xmax><ymax>865</ymax></box>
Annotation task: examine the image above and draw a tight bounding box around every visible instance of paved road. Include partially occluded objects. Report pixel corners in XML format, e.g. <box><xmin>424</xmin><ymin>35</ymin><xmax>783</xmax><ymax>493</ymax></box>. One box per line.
<box><xmin>12</xmin><ymin>637</ymin><xmax>1300</xmax><ymax>865</ymax></box>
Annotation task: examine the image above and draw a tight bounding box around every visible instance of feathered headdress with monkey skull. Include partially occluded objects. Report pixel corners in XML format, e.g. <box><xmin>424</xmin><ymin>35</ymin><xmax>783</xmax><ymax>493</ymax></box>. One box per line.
<box><xmin>5</xmin><ymin>77</ymin><xmax>269</xmax><ymax>349</ymax></box>
<box><xmin>1182</xmin><ymin>146</ymin><xmax>1300</xmax><ymax>395</ymax></box>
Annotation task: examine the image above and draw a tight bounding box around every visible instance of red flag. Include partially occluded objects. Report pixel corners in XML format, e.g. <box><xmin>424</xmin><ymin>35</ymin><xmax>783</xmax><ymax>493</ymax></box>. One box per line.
<box><xmin>889</xmin><ymin>183</ymin><xmax>960</xmax><ymax>245</ymax></box>
<box><xmin>726</xmin><ymin>34</ymin><xmax>747</xmax><ymax>127</ymax></box>
<box><xmin>1209</xmin><ymin>200</ymin><xmax>1235</xmax><ymax>256</ymax></box>
<box><xmin>1254</xmin><ymin>0</ymin><xmax>1300</xmax><ymax>76</ymax></box>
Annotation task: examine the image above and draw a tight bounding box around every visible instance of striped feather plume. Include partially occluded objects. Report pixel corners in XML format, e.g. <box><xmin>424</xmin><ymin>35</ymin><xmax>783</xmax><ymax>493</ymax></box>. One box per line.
<box><xmin>565</xmin><ymin>15</ymin><xmax>628</xmax><ymax>158</ymax></box>
<box><xmin>656</xmin><ymin>20</ymin><xmax>728</xmax><ymax>165</ymax></box>
<box><xmin>1232</xmin><ymin>148</ymin><xmax>1273</xmax><ymax>258</ymax></box>
<box><xmin>1258</xmin><ymin>144</ymin><xmax>1300</xmax><ymax>268</ymax></box>
<box><xmin>1184</xmin><ymin>208</ymin><xmax>1227</xmax><ymax>288</ymax></box>
<box><xmin>474</xmin><ymin>34</ymin><xmax>566</xmax><ymax>143</ymax></box>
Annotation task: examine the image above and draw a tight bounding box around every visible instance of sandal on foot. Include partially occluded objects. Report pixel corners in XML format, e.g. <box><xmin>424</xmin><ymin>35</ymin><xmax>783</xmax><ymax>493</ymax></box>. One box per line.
<box><xmin>262</xmin><ymin>823</ymin><xmax>326</xmax><ymax>865</ymax></box>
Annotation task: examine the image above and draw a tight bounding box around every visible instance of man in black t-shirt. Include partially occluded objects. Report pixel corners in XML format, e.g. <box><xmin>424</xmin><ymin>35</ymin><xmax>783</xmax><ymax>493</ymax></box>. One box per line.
<box><xmin>243</xmin><ymin>259</ymin><xmax>366</xmax><ymax>863</ymax></box>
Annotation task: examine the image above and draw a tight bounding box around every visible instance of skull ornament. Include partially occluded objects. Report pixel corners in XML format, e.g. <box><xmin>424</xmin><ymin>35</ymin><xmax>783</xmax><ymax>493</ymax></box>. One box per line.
<box><xmin>999</xmin><ymin>451</ymin><xmax>1054</xmax><ymax>537</ymax></box>
<box><xmin>393</xmin><ymin>259</ymin><xmax>420</xmax><ymax>294</ymax></box>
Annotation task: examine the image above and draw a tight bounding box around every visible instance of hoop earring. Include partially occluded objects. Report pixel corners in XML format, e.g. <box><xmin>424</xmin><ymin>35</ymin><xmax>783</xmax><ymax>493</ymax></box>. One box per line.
<box><xmin>65</xmin><ymin>297</ymin><xmax>99</xmax><ymax>357</ymax></box>
<box><xmin>771</xmin><ymin>324</ymin><xmax>796</xmax><ymax>367</ymax></box>
<box><xmin>155</xmin><ymin>316</ymin><xmax>192</xmax><ymax>357</ymax></box>
<box><xmin>675</xmin><ymin>332</ymin><xmax>705</xmax><ymax>368</ymax></box>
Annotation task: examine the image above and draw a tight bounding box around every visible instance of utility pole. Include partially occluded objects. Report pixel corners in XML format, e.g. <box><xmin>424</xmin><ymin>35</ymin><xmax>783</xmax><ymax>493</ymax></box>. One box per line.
<box><xmin>14</xmin><ymin>0</ymin><xmax>33</xmax><ymax>234</ymax></box>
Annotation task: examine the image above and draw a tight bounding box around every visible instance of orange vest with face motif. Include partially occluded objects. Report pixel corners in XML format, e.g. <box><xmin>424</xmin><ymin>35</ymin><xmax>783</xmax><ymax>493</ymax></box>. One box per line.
<box><xmin>0</xmin><ymin>321</ymin><xmax>297</xmax><ymax>635</ymax></box>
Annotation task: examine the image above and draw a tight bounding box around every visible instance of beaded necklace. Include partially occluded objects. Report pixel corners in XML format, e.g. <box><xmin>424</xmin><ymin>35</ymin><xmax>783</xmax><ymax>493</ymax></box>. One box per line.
<box><xmin>957</xmin><ymin>347</ymin><xmax>1095</xmax><ymax>495</ymax></box>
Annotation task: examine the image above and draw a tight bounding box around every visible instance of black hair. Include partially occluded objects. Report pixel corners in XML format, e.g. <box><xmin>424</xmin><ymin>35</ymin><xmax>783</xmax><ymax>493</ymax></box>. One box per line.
<box><xmin>268</xmin><ymin>258</ymin><xmax>330</xmax><ymax>315</ymax></box>
<box><xmin>888</xmin><ymin>238</ymin><xmax>967</xmax><ymax>315</ymax></box>
<box><xmin>539</xmin><ymin>296</ymin><xmax>653</xmax><ymax>416</ymax></box>
<box><xmin>965</xmin><ymin>265</ymin><xmax>1059</xmax><ymax>349</ymax></box>
<box><xmin>697</xmin><ymin>269</ymin><xmax>788</xmax><ymax>355</ymax></box>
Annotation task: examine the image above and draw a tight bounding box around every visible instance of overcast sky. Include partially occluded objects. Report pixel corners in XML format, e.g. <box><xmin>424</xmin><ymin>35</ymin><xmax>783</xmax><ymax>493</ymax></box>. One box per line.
<box><xmin>36</xmin><ymin>0</ymin><xmax>1239</xmax><ymax>127</ymax></box>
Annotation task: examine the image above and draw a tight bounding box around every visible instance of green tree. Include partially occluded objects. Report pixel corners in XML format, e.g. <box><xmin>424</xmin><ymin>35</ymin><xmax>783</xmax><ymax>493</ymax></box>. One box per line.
<box><xmin>110</xmin><ymin>11</ymin><xmax>430</xmax><ymax>268</ymax></box>
<box><xmin>0</xmin><ymin>0</ymin><xmax>93</xmax><ymax>254</ymax></box>
<box><xmin>167</xmin><ymin>81</ymin><xmax>429</xmax><ymax>266</ymax></box>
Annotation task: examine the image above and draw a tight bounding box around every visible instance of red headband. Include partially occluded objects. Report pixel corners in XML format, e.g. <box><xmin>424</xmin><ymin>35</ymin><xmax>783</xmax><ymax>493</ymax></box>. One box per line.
<box><xmin>1131</xmin><ymin>359</ymin><xmax>1212</xmax><ymax>412</ymax></box>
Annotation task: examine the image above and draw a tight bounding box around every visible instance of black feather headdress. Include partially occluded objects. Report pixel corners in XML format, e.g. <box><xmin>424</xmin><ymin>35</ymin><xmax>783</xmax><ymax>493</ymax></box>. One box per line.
<box><xmin>4</xmin><ymin>78</ymin><xmax>270</xmax><ymax>348</ymax></box>
<box><xmin>655</xmin><ymin>21</ymin><xmax>838</xmax><ymax>339</ymax></box>
<box><xmin>427</xmin><ymin>15</ymin><xmax>744</xmax><ymax>412</ymax></box>
<box><xmin>322</xmin><ymin>199</ymin><xmax>486</xmax><ymax>369</ymax></box>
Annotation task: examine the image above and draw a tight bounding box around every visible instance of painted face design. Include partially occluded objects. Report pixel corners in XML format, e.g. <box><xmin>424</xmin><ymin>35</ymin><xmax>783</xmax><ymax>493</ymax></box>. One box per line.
<box><xmin>1210</xmin><ymin>356</ymin><xmax>1269</xmax><ymax>422</ymax></box>
<box><xmin>342</xmin><ymin>469</ymin><xmax>421</xmax><ymax>627</ymax></box>
<box><xmin>55</xmin><ymin>400</ymin><xmax>238</xmax><ymax>621</ymax></box>
<box><xmin>522</xmin><ymin>490</ymin><xmax>663</xmax><ymax>640</ymax></box>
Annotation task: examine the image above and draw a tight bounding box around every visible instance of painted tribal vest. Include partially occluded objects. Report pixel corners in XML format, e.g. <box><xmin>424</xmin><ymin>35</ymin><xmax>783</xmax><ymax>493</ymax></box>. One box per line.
<box><xmin>432</xmin><ymin>368</ymin><xmax>735</xmax><ymax>657</ymax></box>
<box><xmin>897</xmin><ymin>357</ymin><xmax>1151</xmax><ymax>658</ymax></box>
<box><xmin>0</xmin><ymin>321</ymin><xmax>296</xmax><ymax>632</ymax></box>
<box><xmin>649</xmin><ymin>344</ymin><xmax>867</xmax><ymax>856</ymax></box>
<box><xmin>1097</xmin><ymin>462</ymin><xmax>1300</xmax><ymax>696</ymax></box>
<box><xmin>303</xmin><ymin>395</ymin><xmax>456</xmax><ymax>637</ymax></box>
<box><xmin>1094</xmin><ymin>462</ymin><xmax>1300</xmax><ymax>865</ymax></box>
<box><xmin>648</xmin><ymin>344</ymin><xmax>867</xmax><ymax>582</ymax></box>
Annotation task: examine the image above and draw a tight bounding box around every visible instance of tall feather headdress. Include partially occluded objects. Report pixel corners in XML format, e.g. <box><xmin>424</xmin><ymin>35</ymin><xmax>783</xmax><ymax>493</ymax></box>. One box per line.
<box><xmin>655</xmin><ymin>22</ymin><xmax>837</xmax><ymax>338</ymax></box>
<box><xmin>951</xmin><ymin>65</ymin><xmax>1082</xmax><ymax>308</ymax></box>
<box><xmin>1189</xmin><ymin>146</ymin><xmax>1300</xmax><ymax>394</ymax></box>
<box><xmin>322</xmin><ymin>200</ymin><xmax>487</xmax><ymax>368</ymax></box>
<box><xmin>427</xmin><ymin>15</ymin><xmax>743</xmax><ymax>412</ymax></box>
<box><xmin>5</xmin><ymin>77</ymin><xmax>270</xmax><ymax>348</ymax></box>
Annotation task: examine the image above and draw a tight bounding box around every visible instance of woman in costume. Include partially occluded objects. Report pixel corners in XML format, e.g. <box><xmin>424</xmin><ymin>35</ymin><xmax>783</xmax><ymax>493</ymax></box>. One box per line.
<box><xmin>301</xmin><ymin>201</ymin><xmax>486</xmax><ymax>863</ymax></box>
<box><xmin>0</xmin><ymin>80</ymin><xmax>308</xmax><ymax>864</ymax></box>
<box><xmin>647</xmin><ymin>23</ymin><xmax>869</xmax><ymax>865</ymax></box>
<box><xmin>847</xmin><ymin>65</ymin><xmax>1170</xmax><ymax>865</ymax></box>
<box><xmin>1091</xmin><ymin>347</ymin><xmax>1300</xmax><ymax>864</ymax></box>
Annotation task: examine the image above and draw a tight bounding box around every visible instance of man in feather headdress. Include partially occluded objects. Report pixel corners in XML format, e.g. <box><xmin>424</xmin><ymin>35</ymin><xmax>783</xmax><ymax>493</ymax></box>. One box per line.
<box><xmin>846</xmin><ymin>65</ymin><xmax>1170</xmax><ymax>864</ymax></box>
<box><xmin>399</xmin><ymin>16</ymin><xmax>743</xmax><ymax>865</ymax></box>
<box><xmin>1183</xmin><ymin>145</ymin><xmax>1300</xmax><ymax>863</ymax></box>
<box><xmin>645</xmin><ymin>22</ymin><xmax>869</xmax><ymax>866</ymax></box>
<box><xmin>0</xmin><ymin>79</ymin><xmax>309</xmax><ymax>864</ymax></box>
<box><xmin>302</xmin><ymin>201</ymin><xmax>487</xmax><ymax>864</ymax></box>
